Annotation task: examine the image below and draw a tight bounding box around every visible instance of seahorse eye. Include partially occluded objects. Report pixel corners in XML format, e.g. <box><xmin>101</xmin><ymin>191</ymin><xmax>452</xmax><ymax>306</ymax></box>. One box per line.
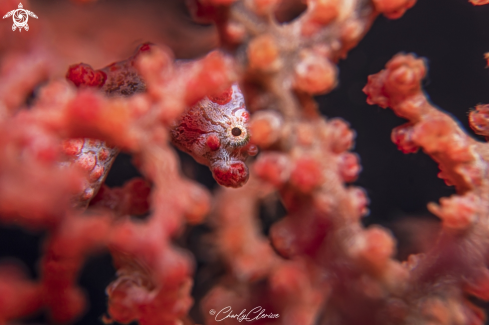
<box><xmin>231</xmin><ymin>127</ymin><xmax>242</xmax><ymax>136</ymax></box>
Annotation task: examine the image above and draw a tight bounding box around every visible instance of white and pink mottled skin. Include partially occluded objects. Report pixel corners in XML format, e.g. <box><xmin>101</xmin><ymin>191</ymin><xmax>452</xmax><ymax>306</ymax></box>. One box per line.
<box><xmin>171</xmin><ymin>83</ymin><xmax>258</xmax><ymax>188</ymax></box>
<box><xmin>64</xmin><ymin>44</ymin><xmax>256</xmax><ymax>207</ymax></box>
<box><xmin>64</xmin><ymin>46</ymin><xmax>146</xmax><ymax>207</ymax></box>
<box><xmin>60</xmin><ymin>138</ymin><xmax>118</xmax><ymax>207</ymax></box>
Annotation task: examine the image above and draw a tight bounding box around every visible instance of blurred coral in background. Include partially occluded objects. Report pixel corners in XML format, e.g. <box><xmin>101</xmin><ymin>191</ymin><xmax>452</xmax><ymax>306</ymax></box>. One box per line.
<box><xmin>2</xmin><ymin>0</ymin><xmax>489</xmax><ymax>325</ymax></box>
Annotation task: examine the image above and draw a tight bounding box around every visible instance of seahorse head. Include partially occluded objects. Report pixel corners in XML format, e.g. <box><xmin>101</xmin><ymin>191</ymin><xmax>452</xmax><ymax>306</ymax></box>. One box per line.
<box><xmin>171</xmin><ymin>84</ymin><xmax>257</xmax><ymax>188</ymax></box>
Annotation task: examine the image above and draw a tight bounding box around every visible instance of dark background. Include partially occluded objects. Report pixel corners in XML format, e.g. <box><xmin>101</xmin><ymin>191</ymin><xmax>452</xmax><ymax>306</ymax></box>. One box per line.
<box><xmin>2</xmin><ymin>0</ymin><xmax>489</xmax><ymax>323</ymax></box>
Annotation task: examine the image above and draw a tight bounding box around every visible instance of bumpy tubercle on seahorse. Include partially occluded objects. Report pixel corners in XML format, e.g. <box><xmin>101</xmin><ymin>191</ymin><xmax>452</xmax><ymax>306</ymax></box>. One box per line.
<box><xmin>65</xmin><ymin>43</ymin><xmax>256</xmax><ymax>195</ymax></box>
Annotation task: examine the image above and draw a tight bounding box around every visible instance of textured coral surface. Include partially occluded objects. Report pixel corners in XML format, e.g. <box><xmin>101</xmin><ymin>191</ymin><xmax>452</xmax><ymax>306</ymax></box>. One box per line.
<box><xmin>2</xmin><ymin>0</ymin><xmax>489</xmax><ymax>325</ymax></box>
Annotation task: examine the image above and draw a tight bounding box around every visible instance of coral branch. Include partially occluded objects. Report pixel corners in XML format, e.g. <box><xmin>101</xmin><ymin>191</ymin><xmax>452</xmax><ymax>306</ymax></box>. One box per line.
<box><xmin>364</xmin><ymin>53</ymin><xmax>486</xmax><ymax>193</ymax></box>
<box><xmin>189</xmin><ymin>0</ymin><xmax>416</xmax><ymax>117</ymax></box>
<box><xmin>10</xmin><ymin>0</ymin><xmax>489</xmax><ymax>324</ymax></box>
<box><xmin>364</xmin><ymin>53</ymin><xmax>489</xmax><ymax>324</ymax></box>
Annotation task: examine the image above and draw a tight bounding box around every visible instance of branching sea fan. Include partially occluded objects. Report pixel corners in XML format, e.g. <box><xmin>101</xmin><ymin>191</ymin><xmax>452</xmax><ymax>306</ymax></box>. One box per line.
<box><xmin>1</xmin><ymin>0</ymin><xmax>489</xmax><ymax>325</ymax></box>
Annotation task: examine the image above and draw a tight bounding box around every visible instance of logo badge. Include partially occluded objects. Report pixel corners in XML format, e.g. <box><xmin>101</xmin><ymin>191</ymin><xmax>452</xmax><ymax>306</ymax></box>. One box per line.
<box><xmin>3</xmin><ymin>3</ymin><xmax>38</xmax><ymax>32</ymax></box>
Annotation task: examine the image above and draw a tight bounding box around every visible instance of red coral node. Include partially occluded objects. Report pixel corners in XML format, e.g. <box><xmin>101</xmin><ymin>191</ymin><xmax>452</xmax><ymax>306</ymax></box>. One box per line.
<box><xmin>363</xmin><ymin>73</ymin><xmax>390</xmax><ymax>108</ymax></box>
<box><xmin>385</xmin><ymin>54</ymin><xmax>426</xmax><ymax>95</ymax></box>
<box><xmin>184</xmin><ymin>51</ymin><xmax>234</xmax><ymax>106</ymax></box>
<box><xmin>254</xmin><ymin>153</ymin><xmax>290</xmax><ymax>187</ymax></box>
<box><xmin>329</xmin><ymin>118</ymin><xmax>355</xmax><ymax>153</ymax></box>
<box><xmin>66</xmin><ymin>63</ymin><xmax>107</xmax><ymax>88</ymax></box>
<box><xmin>211</xmin><ymin>161</ymin><xmax>249</xmax><ymax>188</ymax></box>
<box><xmin>471</xmin><ymin>0</ymin><xmax>489</xmax><ymax>5</ymax></box>
<box><xmin>349</xmin><ymin>187</ymin><xmax>370</xmax><ymax>217</ymax></box>
<box><xmin>373</xmin><ymin>0</ymin><xmax>416</xmax><ymax>19</ymax></box>
<box><xmin>309</xmin><ymin>0</ymin><xmax>340</xmax><ymax>25</ymax></box>
<box><xmin>338</xmin><ymin>152</ymin><xmax>361</xmax><ymax>182</ymax></box>
<box><xmin>246</xmin><ymin>144</ymin><xmax>258</xmax><ymax>156</ymax></box>
<box><xmin>206</xmin><ymin>134</ymin><xmax>221</xmax><ymax>151</ymax></box>
<box><xmin>294</xmin><ymin>54</ymin><xmax>337</xmax><ymax>94</ymax></box>
<box><xmin>364</xmin><ymin>53</ymin><xmax>426</xmax><ymax>109</ymax></box>
<box><xmin>62</xmin><ymin>139</ymin><xmax>85</xmax><ymax>156</ymax></box>
<box><xmin>359</xmin><ymin>226</ymin><xmax>396</xmax><ymax>272</ymax></box>
<box><xmin>469</xmin><ymin>104</ymin><xmax>489</xmax><ymax>137</ymax></box>
<box><xmin>208</xmin><ymin>87</ymin><xmax>233</xmax><ymax>105</ymax></box>
<box><xmin>76</xmin><ymin>152</ymin><xmax>97</xmax><ymax>172</ymax></box>
<box><xmin>89</xmin><ymin>165</ymin><xmax>104</xmax><ymax>182</ymax></box>
<box><xmin>98</xmin><ymin>148</ymin><xmax>110</xmax><ymax>162</ymax></box>
<box><xmin>290</xmin><ymin>157</ymin><xmax>323</xmax><ymax>193</ymax></box>
<box><xmin>137</xmin><ymin>42</ymin><xmax>154</xmax><ymax>54</ymax></box>
<box><xmin>391</xmin><ymin>123</ymin><xmax>418</xmax><ymax>153</ymax></box>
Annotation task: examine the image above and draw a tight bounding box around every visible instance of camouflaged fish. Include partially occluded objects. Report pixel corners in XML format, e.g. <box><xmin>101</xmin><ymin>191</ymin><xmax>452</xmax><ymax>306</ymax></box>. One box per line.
<box><xmin>65</xmin><ymin>44</ymin><xmax>255</xmax><ymax>201</ymax></box>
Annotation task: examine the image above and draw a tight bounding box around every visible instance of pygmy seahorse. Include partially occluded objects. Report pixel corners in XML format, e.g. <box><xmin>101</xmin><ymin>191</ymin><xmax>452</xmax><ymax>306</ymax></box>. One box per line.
<box><xmin>65</xmin><ymin>43</ymin><xmax>256</xmax><ymax>206</ymax></box>
<box><xmin>171</xmin><ymin>83</ymin><xmax>257</xmax><ymax>188</ymax></box>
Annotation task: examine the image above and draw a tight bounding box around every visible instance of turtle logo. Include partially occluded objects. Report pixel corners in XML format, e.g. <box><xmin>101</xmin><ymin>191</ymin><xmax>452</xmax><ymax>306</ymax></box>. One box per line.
<box><xmin>3</xmin><ymin>3</ymin><xmax>38</xmax><ymax>32</ymax></box>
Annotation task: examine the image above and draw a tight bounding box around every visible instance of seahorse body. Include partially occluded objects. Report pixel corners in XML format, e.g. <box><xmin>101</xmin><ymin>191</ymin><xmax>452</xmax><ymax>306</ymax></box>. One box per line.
<box><xmin>171</xmin><ymin>83</ymin><xmax>257</xmax><ymax>188</ymax></box>
<box><xmin>63</xmin><ymin>46</ymin><xmax>147</xmax><ymax>206</ymax></box>
<box><xmin>65</xmin><ymin>44</ymin><xmax>255</xmax><ymax>196</ymax></box>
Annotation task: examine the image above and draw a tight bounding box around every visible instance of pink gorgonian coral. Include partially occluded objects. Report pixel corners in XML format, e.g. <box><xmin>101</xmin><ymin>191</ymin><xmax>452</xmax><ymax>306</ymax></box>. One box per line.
<box><xmin>2</xmin><ymin>0</ymin><xmax>489</xmax><ymax>325</ymax></box>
